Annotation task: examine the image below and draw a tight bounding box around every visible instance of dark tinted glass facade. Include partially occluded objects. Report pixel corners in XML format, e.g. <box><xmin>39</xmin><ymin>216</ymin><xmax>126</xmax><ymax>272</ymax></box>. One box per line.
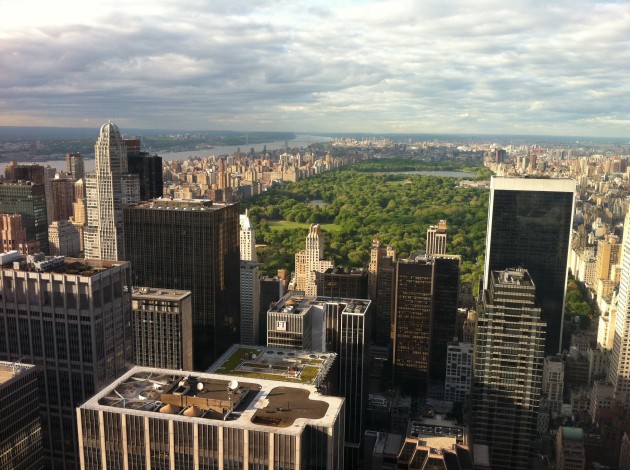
<box><xmin>0</xmin><ymin>183</ymin><xmax>48</xmax><ymax>254</ymax></box>
<box><xmin>485</xmin><ymin>179</ymin><xmax>574</xmax><ymax>354</ymax></box>
<box><xmin>123</xmin><ymin>200</ymin><xmax>240</xmax><ymax>370</ymax></box>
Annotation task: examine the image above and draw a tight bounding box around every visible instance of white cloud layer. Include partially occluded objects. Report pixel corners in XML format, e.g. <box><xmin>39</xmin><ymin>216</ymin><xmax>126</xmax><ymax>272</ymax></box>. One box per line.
<box><xmin>1</xmin><ymin>0</ymin><xmax>629</xmax><ymax>136</ymax></box>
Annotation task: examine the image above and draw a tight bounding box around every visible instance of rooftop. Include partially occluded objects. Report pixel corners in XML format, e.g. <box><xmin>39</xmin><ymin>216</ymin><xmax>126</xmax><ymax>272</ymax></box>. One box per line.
<box><xmin>270</xmin><ymin>291</ymin><xmax>371</xmax><ymax>317</ymax></box>
<box><xmin>82</xmin><ymin>366</ymin><xmax>343</xmax><ymax>432</ymax></box>
<box><xmin>129</xmin><ymin>198</ymin><xmax>234</xmax><ymax>211</ymax></box>
<box><xmin>209</xmin><ymin>344</ymin><xmax>335</xmax><ymax>387</ymax></box>
<box><xmin>0</xmin><ymin>251</ymin><xmax>127</xmax><ymax>276</ymax></box>
<box><xmin>0</xmin><ymin>361</ymin><xmax>35</xmax><ymax>386</ymax></box>
<box><xmin>408</xmin><ymin>415</ymin><xmax>467</xmax><ymax>451</ymax></box>
<box><xmin>132</xmin><ymin>286</ymin><xmax>191</xmax><ymax>302</ymax></box>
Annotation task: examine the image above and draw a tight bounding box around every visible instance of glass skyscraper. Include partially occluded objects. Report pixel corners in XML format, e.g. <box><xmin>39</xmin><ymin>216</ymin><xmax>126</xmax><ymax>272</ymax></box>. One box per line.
<box><xmin>484</xmin><ymin>177</ymin><xmax>575</xmax><ymax>354</ymax></box>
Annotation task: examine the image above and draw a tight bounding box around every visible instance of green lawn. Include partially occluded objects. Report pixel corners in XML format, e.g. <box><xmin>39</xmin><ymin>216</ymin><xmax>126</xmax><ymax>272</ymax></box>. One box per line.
<box><xmin>217</xmin><ymin>347</ymin><xmax>263</xmax><ymax>373</ymax></box>
<box><xmin>268</xmin><ymin>220</ymin><xmax>342</xmax><ymax>232</ymax></box>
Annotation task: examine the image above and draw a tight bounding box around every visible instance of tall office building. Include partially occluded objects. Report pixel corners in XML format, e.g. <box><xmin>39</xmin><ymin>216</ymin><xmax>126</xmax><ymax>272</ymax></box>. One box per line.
<box><xmin>125</xmin><ymin>139</ymin><xmax>164</xmax><ymax>201</ymax></box>
<box><xmin>4</xmin><ymin>162</ymin><xmax>54</xmax><ymax>227</ymax></box>
<box><xmin>240</xmin><ymin>260</ymin><xmax>261</xmax><ymax>345</ymax></box>
<box><xmin>316</xmin><ymin>267</ymin><xmax>368</xmax><ymax>299</ymax></box>
<box><xmin>391</xmin><ymin>254</ymin><xmax>461</xmax><ymax>391</ymax></box>
<box><xmin>48</xmin><ymin>219</ymin><xmax>81</xmax><ymax>256</ymax></box>
<box><xmin>84</xmin><ymin>122</ymin><xmax>140</xmax><ymax>261</ymax></box>
<box><xmin>609</xmin><ymin>210</ymin><xmax>630</xmax><ymax>409</ymax></box>
<box><xmin>123</xmin><ymin>198</ymin><xmax>240</xmax><ymax>370</ymax></box>
<box><xmin>426</xmin><ymin>219</ymin><xmax>448</xmax><ymax>255</ymax></box>
<box><xmin>65</xmin><ymin>152</ymin><xmax>85</xmax><ymax>180</ymax></box>
<box><xmin>240</xmin><ymin>211</ymin><xmax>257</xmax><ymax>261</ymax></box>
<box><xmin>368</xmin><ymin>238</ymin><xmax>395</xmax><ymax>300</ymax></box>
<box><xmin>444</xmin><ymin>340</ymin><xmax>473</xmax><ymax>404</ymax></box>
<box><xmin>77</xmin><ymin>365</ymin><xmax>345</xmax><ymax>469</ymax></box>
<box><xmin>131</xmin><ymin>287</ymin><xmax>193</xmax><ymax>370</ymax></box>
<box><xmin>484</xmin><ymin>177</ymin><xmax>575</xmax><ymax>354</ymax></box>
<box><xmin>294</xmin><ymin>224</ymin><xmax>334</xmax><ymax>296</ymax></box>
<box><xmin>374</xmin><ymin>255</ymin><xmax>395</xmax><ymax>346</ymax></box>
<box><xmin>50</xmin><ymin>178</ymin><xmax>75</xmax><ymax>222</ymax></box>
<box><xmin>0</xmin><ymin>252</ymin><xmax>132</xmax><ymax>468</ymax></box>
<box><xmin>472</xmin><ymin>269</ymin><xmax>546</xmax><ymax>470</ymax></box>
<box><xmin>0</xmin><ymin>361</ymin><xmax>43</xmax><ymax>470</ymax></box>
<box><xmin>0</xmin><ymin>182</ymin><xmax>48</xmax><ymax>253</ymax></box>
<box><xmin>259</xmin><ymin>276</ymin><xmax>285</xmax><ymax>345</ymax></box>
<box><xmin>320</xmin><ymin>297</ymin><xmax>370</xmax><ymax>466</ymax></box>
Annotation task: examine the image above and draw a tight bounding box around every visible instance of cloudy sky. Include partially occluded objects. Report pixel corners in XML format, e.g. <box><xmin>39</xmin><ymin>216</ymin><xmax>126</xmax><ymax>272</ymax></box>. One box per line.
<box><xmin>1</xmin><ymin>0</ymin><xmax>629</xmax><ymax>137</ymax></box>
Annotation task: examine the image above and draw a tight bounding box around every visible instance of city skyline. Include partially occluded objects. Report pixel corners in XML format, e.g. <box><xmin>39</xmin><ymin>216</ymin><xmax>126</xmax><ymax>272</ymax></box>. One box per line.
<box><xmin>2</xmin><ymin>1</ymin><xmax>630</xmax><ymax>137</ymax></box>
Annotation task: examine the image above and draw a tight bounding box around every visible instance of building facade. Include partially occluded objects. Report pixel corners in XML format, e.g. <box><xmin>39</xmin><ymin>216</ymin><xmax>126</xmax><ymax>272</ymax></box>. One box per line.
<box><xmin>426</xmin><ymin>219</ymin><xmax>447</xmax><ymax>255</ymax></box>
<box><xmin>0</xmin><ymin>182</ymin><xmax>48</xmax><ymax>253</ymax></box>
<box><xmin>472</xmin><ymin>269</ymin><xmax>546</xmax><ymax>470</ymax></box>
<box><xmin>131</xmin><ymin>287</ymin><xmax>193</xmax><ymax>370</ymax></box>
<box><xmin>84</xmin><ymin>122</ymin><xmax>140</xmax><ymax>261</ymax></box>
<box><xmin>48</xmin><ymin>219</ymin><xmax>81</xmax><ymax>257</ymax></box>
<box><xmin>123</xmin><ymin>198</ymin><xmax>240</xmax><ymax>370</ymax></box>
<box><xmin>483</xmin><ymin>177</ymin><xmax>575</xmax><ymax>354</ymax></box>
<box><xmin>240</xmin><ymin>260</ymin><xmax>261</xmax><ymax>345</ymax></box>
<box><xmin>0</xmin><ymin>213</ymin><xmax>39</xmax><ymax>254</ymax></box>
<box><xmin>294</xmin><ymin>224</ymin><xmax>334</xmax><ymax>297</ymax></box>
<box><xmin>0</xmin><ymin>253</ymin><xmax>132</xmax><ymax>468</ymax></box>
<box><xmin>316</xmin><ymin>267</ymin><xmax>368</xmax><ymax>299</ymax></box>
<box><xmin>444</xmin><ymin>340</ymin><xmax>473</xmax><ymax>404</ymax></box>
<box><xmin>0</xmin><ymin>361</ymin><xmax>43</xmax><ymax>470</ymax></box>
<box><xmin>77</xmin><ymin>366</ymin><xmax>345</xmax><ymax>470</ymax></box>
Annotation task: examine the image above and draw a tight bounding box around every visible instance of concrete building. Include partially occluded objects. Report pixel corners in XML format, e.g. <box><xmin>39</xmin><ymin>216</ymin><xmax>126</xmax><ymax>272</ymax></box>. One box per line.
<box><xmin>50</xmin><ymin>177</ymin><xmax>75</xmax><ymax>222</ymax></box>
<box><xmin>610</xmin><ymin>208</ymin><xmax>630</xmax><ymax>410</ymax></box>
<box><xmin>444</xmin><ymin>340</ymin><xmax>473</xmax><ymax>404</ymax></box>
<box><xmin>65</xmin><ymin>152</ymin><xmax>85</xmax><ymax>180</ymax></box>
<box><xmin>0</xmin><ymin>213</ymin><xmax>39</xmax><ymax>254</ymax></box>
<box><xmin>0</xmin><ymin>252</ymin><xmax>132</xmax><ymax>468</ymax></box>
<box><xmin>472</xmin><ymin>269</ymin><xmax>546</xmax><ymax>470</ymax></box>
<box><xmin>240</xmin><ymin>212</ymin><xmax>257</xmax><ymax>262</ymax></box>
<box><xmin>267</xmin><ymin>292</ymin><xmax>313</xmax><ymax>350</ymax></box>
<box><xmin>426</xmin><ymin>219</ymin><xmax>447</xmax><ymax>255</ymax></box>
<box><xmin>0</xmin><ymin>182</ymin><xmax>48</xmax><ymax>253</ymax></box>
<box><xmin>131</xmin><ymin>287</ymin><xmax>193</xmax><ymax>371</ymax></box>
<box><xmin>484</xmin><ymin>177</ymin><xmax>575</xmax><ymax>354</ymax></box>
<box><xmin>123</xmin><ymin>198</ymin><xmax>240</xmax><ymax>371</ymax></box>
<box><xmin>241</xmin><ymin>260</ymin><xmax>261</xmax><ymax>345</ymax></box>
<box><xmin>542</xmin><ymin>355</ymin><xmax>565</xmax><ymax>414</ymax></box>
<box><xmin>596</xmin><ymin>235</ymin><xmax>621</xmax><ymax>281</ymax></box>
<box><xmin>0</xmin><ymin>361</ymin><xmax>43</xmax><ymax>470</ymax></box>
<box><xmin>48</xmin><ymin>219</ymin><xmax>81</xmax><ymax>256</ymax></box>
<box><xmin>556</xmin><ymin>427</ymin><xmax>586</xmax><ymax>470</ymax></box>
<box><xmin>77</xmin><ymin>365</ymin><xmax>345</xmax><ymax>469</ymax></box>
<box><xmin>84</xmin><ymin>122</ymin><xmax>140</xmax><ymax>261</ymax></box>
<box><xmin>294</xmin><ymin>224</ymin><xmax>334</xmax><ymax>297</ymax></box>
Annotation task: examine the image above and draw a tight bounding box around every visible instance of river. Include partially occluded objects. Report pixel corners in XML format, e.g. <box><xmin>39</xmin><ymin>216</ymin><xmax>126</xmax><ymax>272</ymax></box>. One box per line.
<box><xmin>0</xmin><ymin>134</ymin><xmax>333</xmax><ymax>174</ymax></box>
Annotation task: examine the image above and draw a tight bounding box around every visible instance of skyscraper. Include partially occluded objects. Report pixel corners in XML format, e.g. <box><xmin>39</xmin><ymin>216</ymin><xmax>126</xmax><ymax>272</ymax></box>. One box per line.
<box><xmin>0</xmin><ymin>182</ymin><xmax>48</xmax><ymax>253</ymax></box>
<box><xmin>391</xmin><ymin>254</ymin><xmax>461</xmax><ymax>391</ymax></box>
<box><xmin>609</xmin><ymin>209</ymin><xmax>630</xmax><ymax>409</ymax></box>
<box><xmin>240</xmin><ymin>211</ymin><xmax>257</xmax><ymax>261</ymax></box>
<box><xmin>123</xmin><ymin>198</ymin><xmax>240</xmax><ymax>370</ymax></box>
<box><xmin>65</xmin><ymin>152</ymin><xmax>85</xmax><ymax>180</ymax></box>
<box><xmin>426</xmin><ymin>219</ymin><xmax>448</xmax><ymax>256</ymax></box>
<box><xmin>0</xmin><ymin>252</ymin><xmax>132</xmax><ymax>468</ymax></box>
<box><xmin>472</xmin><ymin>268</ymin><xmax>545</xmax><ymax>470</ymax></box>
<box><xmin>84</xmin><ymin>122</ymin><xmax>140</xmax><ymax>261</ymax></box>
<box><xmin>125</xmin><ymin>140</ymin><xmax>164</xmax><ymax>201</ymax></box>
<box><xmin>316</xmin><ymin>267</ymin><xmax>368</xmax><ymax>299</ymax></box>
<box><xmin>368</xmin><ymin>238</ymin><xmax>395</xmax><ymax>300</ymax></box>
<box><xmin>484</xmin><ymin>177</ymin><xmax>575</xmax><ymax>354</ymax></box>
<box><xmin>131</xmin><ymin>287</ymin><xmax>193</xmax><ymax>370</ymax></box>
<box><xmin>294</xmin><ymin>224</ymin><xmax>334</xmax><ymax>297</ymax></box>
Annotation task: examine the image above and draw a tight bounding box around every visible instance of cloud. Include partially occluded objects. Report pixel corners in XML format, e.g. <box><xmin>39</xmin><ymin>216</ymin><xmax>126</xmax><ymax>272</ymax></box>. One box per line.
<box><xmin>0</xmin><ymin>0</ymin><xmax>629</xmax><ymax>137</ymax></box>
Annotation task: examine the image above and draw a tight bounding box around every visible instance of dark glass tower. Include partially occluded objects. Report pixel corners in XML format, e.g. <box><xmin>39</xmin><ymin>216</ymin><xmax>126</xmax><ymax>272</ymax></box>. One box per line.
<box><xmin>484</xmin><ymin>177</ymin><xmax>575</xmax><ymax>354</ymax></box>
<box><xmin>472</xmin><ymin>268</ymin><xmax>545</xmax><ymax>470</ymax></box>
<box><xmin>123</xmin><ymin>199</ymin><xmax>240</xmax><ymax>370</ymax></box>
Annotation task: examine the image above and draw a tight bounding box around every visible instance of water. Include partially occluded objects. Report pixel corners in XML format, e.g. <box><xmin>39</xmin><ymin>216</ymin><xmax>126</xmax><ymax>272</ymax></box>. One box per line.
<box><xmin>0</xmin><ymin>134</ymin><xmax>333</xmax><ymax>174</ymax></box>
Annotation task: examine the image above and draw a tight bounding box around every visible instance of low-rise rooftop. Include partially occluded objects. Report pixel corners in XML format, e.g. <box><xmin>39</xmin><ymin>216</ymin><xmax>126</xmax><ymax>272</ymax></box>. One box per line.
<box><xmin>81</xmin><ymin>366</ymin><xmax>343</xmax><ymax>432</ymax></box>
<box><xmin>132</xmin><ymin>286</ymin><xmax>191</xmax><ymax>301</ymax></box>
<box><xmin>0</xmin><ymin>361</ymin><xmax>36</xmax><ymax>385</ymax></box>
